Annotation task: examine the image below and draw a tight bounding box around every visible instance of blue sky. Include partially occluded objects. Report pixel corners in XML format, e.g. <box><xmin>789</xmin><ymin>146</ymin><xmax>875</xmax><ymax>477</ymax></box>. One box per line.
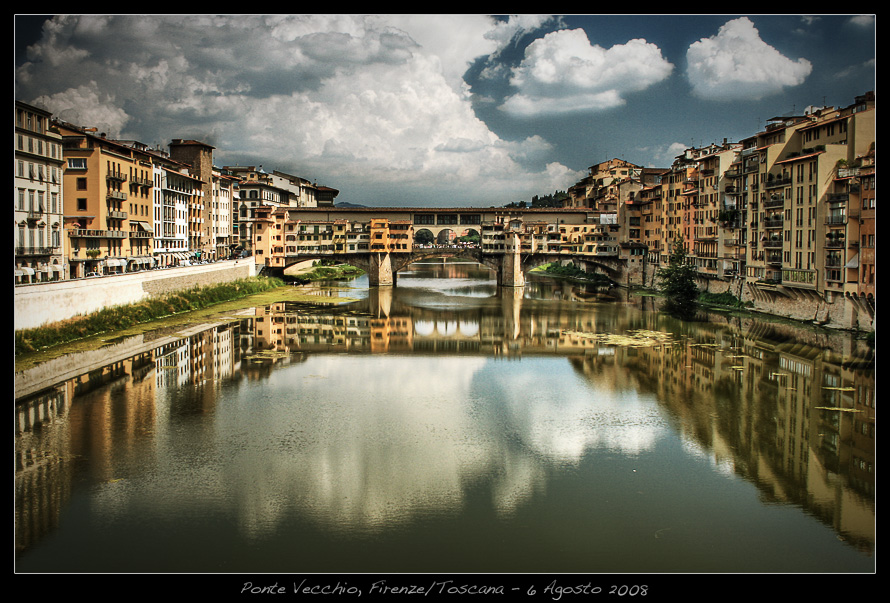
<box><xmin>15</xmin><ymin>14</ymin><xmax>875</xmax><ymax>207</ymax></box>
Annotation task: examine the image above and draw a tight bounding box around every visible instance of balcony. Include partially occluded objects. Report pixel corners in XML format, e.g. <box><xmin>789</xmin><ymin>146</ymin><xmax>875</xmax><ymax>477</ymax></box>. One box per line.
<box><xmin>764</xmin><ymin>176</ymin><xmax>791</xmax><ymax>189</ymax></box>
<box><xmin>107</xmin><ymin>170</ymin><xmax>127</xmax><ymax>182</ymax></box>
<box><xmin>781</xmin><ymin>268</ymin><xmax>817</xmax><ymax>289</ymax></box>
<box><xmin>68</xmin><ymin>228</ymin><xmax>127</xmax><ymax>239</ymax></box>
<box><xmin>15</xmin><ymin>246</ymin><xmax>58</xmax><ymax>256</ymax></box>
<box><xmin>107</xmin><ymin>190</ymin><xmax>127</xmax><ymax>201</ymax></box>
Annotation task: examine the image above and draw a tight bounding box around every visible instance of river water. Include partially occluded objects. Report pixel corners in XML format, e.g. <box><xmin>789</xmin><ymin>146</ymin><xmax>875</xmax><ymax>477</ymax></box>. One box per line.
<box><xmin>15</xmin><ymin>259</ymin><xmax>875</xmax><ymax>575</ymax></box>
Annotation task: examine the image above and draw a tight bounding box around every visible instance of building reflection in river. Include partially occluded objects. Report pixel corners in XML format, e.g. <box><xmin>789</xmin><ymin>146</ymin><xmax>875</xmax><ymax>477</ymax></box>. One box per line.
<box><xmin>15</xmin><ymin>280</ymin><xmax>875</xmax><ymax>570</ymax></box>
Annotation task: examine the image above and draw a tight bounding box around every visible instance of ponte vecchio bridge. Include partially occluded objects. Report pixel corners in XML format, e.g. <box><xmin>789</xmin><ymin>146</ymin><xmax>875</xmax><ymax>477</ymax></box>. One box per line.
<box><xmin>253</xmin><ymin>206</ymin><xmax>637</xmax><ymax>287</ymax></box>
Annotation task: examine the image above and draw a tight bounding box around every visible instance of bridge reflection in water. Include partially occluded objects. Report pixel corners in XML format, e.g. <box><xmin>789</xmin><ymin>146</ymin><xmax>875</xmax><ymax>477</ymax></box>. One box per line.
<box><xmin>15</xmin><ymin>269</ymin><xmax>875</xmax><ymax>573</ymax></box>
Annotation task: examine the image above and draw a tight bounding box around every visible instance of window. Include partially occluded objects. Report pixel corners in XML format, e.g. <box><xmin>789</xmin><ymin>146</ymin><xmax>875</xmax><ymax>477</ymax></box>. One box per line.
<box><xmin>67</xmin><ymin>158</ymin><xmax>87</xmax><ymax>169</ymax></box>
<box><xmin>77</xmin><ymin>198</ymin><xmax>87</xmax><ymax>211</ymax></box>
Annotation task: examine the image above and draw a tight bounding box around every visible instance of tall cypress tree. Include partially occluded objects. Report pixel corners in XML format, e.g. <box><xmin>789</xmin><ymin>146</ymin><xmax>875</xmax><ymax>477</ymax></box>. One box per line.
<box><xmin>657</xmin><ymin>237</ymin><xmax>699</xmax><ymax>319</ymax></box>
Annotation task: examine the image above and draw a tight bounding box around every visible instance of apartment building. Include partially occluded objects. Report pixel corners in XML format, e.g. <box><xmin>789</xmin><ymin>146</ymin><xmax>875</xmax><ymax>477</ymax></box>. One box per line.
<box><xmin>680</xmin><ymin>142</ymin><xmax>742</xmax><ymax>279</ymax></box>
<box><xmin>855</xmin><ymin>148</ymin><xmax>875</xmax><ymax>299</ymax></box>
<box><xmin>153</xmin><ymin>161</ymin><xmax>202</xmax><ymax>267</ymax></box>
<box><xmin>15</xmin><ymin>101</ymin><xmax>66</xmax><ymax>283</ymax></box>
<box><xmin>225</xmin><ymin>166</ymin><xmax>340</xmax><ymax>255</ymax></box>
<box><xmin>56</xmin><ymin>122</ymin><xmax>157</xmax><ymax>278</ymax></box>
<box><xmin>169</xmin><ymin>139</ymin><xmax>215</xmax><ymax>261</ymax></box>
<box><xmin>315</xmin><ymin>185</ymin><xmax>339</xmax><ymax>206</ymax></box>
<box><xmin>370</xmin><ymin>218</ymin><xmax>413</xmax><ymax>252</ymax></box>
<box><xmin>226</xmin><ymin>166</ymin><xmax>304</xmax><ymax>253</ymax></box>
<box><xmin>212</xmin><ymin>168</ymin><xmax>238</xmax><ymax>260</ymax></box>
<box><xmin>659</xmin><ymin>160</ymin><xmax>695</xmax><ymax>261</ymax></box>
<box><xmin>737</xmin><ymin>94</ymin><xmax>875</xmax><ymax>304</ymax></box>
<box><xmin>638</xmin><ymin>179</ymin><xmax>665</xmax><ymax>263</ymax></box>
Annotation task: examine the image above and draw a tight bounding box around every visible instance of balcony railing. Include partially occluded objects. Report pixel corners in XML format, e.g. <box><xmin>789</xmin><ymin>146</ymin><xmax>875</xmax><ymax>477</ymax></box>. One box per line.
<box><xmin>68</xmin><ymin>228</ymin><xmax>127</xmax><ymax>239</ymax></box>
<box><xmin>764</xmin><ymin>176</ymin><xmax>791</xmax><ymax>189</ymax></box>
<box><xmin>15</xmin><ymin>246</ymin><xmax>59</xmax><ymax>256</ymax></box>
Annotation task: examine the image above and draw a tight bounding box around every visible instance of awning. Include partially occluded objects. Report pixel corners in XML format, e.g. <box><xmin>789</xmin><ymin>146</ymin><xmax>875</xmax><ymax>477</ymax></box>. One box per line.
<box><xmin>845</xmin><ymin>253</ymin><xmax>859</xmax><ymax>269</ymax></box>
<box><xmin>19</xmin><ymin>267</ymin><xmax>35</xmax><ymax>275</ymax></box>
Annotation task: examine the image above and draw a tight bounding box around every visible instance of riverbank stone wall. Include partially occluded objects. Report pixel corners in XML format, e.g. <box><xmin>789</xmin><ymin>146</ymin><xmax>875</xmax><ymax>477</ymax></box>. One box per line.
<box><xmin>15</xmin><ymin>260</ymin><xmax>257</xmax><ymax>331</ymax></box>
<box><xmin>640</xmin><ymin>261</ymin><xmax>870</xmax><ymax>332</ymax></box>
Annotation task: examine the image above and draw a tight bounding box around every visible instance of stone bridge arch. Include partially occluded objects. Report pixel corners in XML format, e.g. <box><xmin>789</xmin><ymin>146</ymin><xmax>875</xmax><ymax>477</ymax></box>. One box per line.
<box><xmin>275</xmin><ymin>248</ymin><xmax>627</xmax><ymax>288</ymax></box>
<box><xmin>390</xmin><ymin>247</ymin><xmax>488</xmax><ymax>273</ymax></box>
<box><xmin>575</xmin><ymin>257</ymin><xmax>624</xmax><ymax>281</ymax></box>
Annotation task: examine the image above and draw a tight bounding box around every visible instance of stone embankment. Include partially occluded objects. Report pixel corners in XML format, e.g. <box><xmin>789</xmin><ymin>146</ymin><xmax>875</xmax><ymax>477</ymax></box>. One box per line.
<box><xmin>14</xmin><ymin>260</ymin><xmax>257</xmax><ymax>331</ymax></box>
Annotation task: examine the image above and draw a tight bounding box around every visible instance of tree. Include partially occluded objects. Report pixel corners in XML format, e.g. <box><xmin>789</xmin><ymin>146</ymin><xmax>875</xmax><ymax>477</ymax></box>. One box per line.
<box><xmin>414</xmin><ymin>230</ymin><xmax>434</xmax><ymax>245</ymax></box>
<box><xmin>657</xmin><ymin>237</ymin><xmax>699</xmax><ymax>319</ymax></box>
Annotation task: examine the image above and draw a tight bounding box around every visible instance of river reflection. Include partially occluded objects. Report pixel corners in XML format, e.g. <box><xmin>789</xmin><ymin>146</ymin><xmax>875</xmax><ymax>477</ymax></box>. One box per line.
<box><xmin>15</xmin><ymin>260</ymin><xmax>875</xmax><ymax>573</ymax></box>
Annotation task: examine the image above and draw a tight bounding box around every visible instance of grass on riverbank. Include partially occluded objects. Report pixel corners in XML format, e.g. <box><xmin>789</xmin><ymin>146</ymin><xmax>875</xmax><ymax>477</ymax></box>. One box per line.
<box><xmin>698</xmin><ymin>290</ymin><xmax>754</xmax><ymax>309</ymax></box>
<box><xmin>530</xmin><ymin>262</ymin><xmax>615</xmax><ymax>286</ymax></box>
<box><xmin>283</xmin><ymin>262</ymin><xmax>364</xmax><ymax>284</ymax></box>
<box><xmin>15</xmin><ymin>277</ymin><xmax>286</xmax><ymax>356</ymax></box>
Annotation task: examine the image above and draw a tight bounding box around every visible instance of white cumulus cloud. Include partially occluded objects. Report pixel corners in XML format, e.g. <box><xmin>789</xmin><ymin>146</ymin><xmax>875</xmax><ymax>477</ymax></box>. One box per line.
<box><xmin>499</xmin><ymin>28</ymin><xmax>674</xmax><ymax>117</ymax></box>
<box><xmin>685</xmin><ymin>17</ymin><xmax>813</xmax><ymax>101</ymax></box>
<box><xmin>32</xmin><ymin>83</ymin><xmax>130</xmax><ymax>136</ymax></box>
<box><xmin>15</xmin><ymin>14</ymin><xmax>579</xmax><ymax>206</ymax></box>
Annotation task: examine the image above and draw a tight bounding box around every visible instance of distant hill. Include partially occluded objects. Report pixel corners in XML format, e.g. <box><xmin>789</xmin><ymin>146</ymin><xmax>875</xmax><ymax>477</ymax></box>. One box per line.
<box><xmin>334</xmin><ymin>202</ymin><xmax>367</xmax><ymax>208</ymax></box>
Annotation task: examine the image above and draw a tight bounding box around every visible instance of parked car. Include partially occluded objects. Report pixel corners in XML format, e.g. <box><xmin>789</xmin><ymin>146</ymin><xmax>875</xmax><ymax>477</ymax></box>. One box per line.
<box><xmin>86</xmin><ymin>272</ymin><xmax>102</xmax><ymax>278</ymax></box>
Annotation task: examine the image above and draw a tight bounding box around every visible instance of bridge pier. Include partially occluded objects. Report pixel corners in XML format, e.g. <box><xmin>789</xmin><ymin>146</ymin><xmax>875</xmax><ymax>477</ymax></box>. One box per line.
<box><xmin>367</xmin><ymin>252</ymin><xmax>395</xmax><ymax>287</ymax></box>
<box><xmin>497</xmin><ymin>246</ymin><xmax>525</xmax><ymax>287</ymax></box>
